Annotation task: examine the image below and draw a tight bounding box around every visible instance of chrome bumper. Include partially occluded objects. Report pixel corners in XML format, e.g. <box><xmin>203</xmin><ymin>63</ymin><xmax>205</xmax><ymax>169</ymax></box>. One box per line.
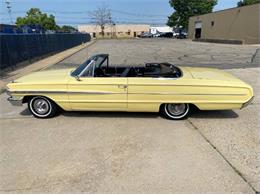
<box><xmin>241</xmin><ymin>96</ymin><xmax>254</xmax><ymax>109</ymax></box>
<box><xmin>7</xmin><ymin>96</ymin><xmax>23</xmax><ymax>106</ymax></box>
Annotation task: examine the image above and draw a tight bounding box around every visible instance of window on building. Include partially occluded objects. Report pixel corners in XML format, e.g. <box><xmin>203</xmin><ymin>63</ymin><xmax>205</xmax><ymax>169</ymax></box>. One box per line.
<box><xmin>127</xmin><ymin>31</ymin><xmax>131</xmax><ymax>35</ymax></box>
<box><xmin>211</xmin><ymin>21</ymin><xmax>215</xmax><ymax>27</ymax></box>
<box><xmin>107</xmin><ymin>32</ymin><xmax>110</xmax><ymax>36</ymax></box>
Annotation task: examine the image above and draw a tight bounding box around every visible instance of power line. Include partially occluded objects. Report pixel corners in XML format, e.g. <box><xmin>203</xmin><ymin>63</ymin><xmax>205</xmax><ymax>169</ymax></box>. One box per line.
<box><xmin>56</xmin><ymin>21</ymin><xmax>167</xmax><ymax>25</ymax></box>
<box><xmin>111</xmin><ymin>9</ymin><xmax>168</xmax><ymax>18</ymax></box>
<box><xmin>0</xmin><ymin>8</ymin><xmax>169</xmax><ymax>26</ymax></box>
<box><xmin>0</xmin><ymin>9</ymin><xmax>169</xmax><ymax>18</ymax></box>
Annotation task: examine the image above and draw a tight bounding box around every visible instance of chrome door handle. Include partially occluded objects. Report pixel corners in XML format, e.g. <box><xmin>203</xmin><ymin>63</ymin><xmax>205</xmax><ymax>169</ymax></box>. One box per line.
<box><xmin>118</xmin><ymin>85</ymin><xmax>127</xmax><ymax>89</ymax></box>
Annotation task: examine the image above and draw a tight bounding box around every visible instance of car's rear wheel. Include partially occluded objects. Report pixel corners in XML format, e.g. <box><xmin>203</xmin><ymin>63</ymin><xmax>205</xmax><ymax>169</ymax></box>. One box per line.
<box><xmin>28</xmin><ymin>96</ymin><xmax>57</xmax><ymax>118</ymax></box>
<box><xmin>162</xmin><ymin>103</ymin><xmax>190</xmax><ymax>120</ymax></box>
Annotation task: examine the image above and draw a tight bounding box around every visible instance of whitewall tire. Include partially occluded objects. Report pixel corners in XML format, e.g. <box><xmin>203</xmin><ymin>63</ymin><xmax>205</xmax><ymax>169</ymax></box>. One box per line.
<box><xmin>28</xmin><ymin>96</ymin><xmax>57</xmax><ymax>118</ymax></box>
<box><xmin>162</xmin><ymin>103</ymin><xmax>190</xmax><ymax>120</ymax></box>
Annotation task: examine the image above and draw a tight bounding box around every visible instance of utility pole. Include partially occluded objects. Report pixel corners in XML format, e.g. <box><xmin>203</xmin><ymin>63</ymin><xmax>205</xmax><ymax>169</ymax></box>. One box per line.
<box><xmin>5</xmin><ymin>0</ymin><xmax>13</xmax><ymax>25</ymax></box>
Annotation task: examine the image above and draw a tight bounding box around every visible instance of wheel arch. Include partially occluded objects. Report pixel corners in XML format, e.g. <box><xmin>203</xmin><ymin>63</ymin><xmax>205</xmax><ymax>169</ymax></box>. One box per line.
<box><xmin>160</xmin><ymin>103</ymin><xmax>200</xmax><ymax>112</ymax></box>
<box><xmin>22</xmin><ymin>95</ymin><xmax>62</xmax><ymax>110</ymax></box>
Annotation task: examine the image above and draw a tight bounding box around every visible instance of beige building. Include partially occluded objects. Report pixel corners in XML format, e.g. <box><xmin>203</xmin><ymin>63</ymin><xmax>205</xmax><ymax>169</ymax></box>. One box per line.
<box><xmin>188</xmin><ymin>3</ymin><xmax>260</xmax><ymax>44</ymax></box>
<box><xmin>78</xmin><ymin>24</ymin><xmax>150</xmax><ymax>38</ymax></box>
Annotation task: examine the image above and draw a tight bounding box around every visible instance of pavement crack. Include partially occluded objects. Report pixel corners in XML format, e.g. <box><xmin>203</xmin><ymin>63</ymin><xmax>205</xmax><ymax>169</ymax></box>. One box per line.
<box><xmin>0</xmin><ymin>117</ymin><xmax>32</xmax><ymax>120</ymax></box>
<box><xmin>251</xmin><ymin>48</ymin><xmax>259</xmax><ymax>64</ymax></box>
<box><xmin>0</xmin><ymin>187</ymin><xmax>34</xmax><ymax>193</ymax></box>
<box><xmin>187</xmin><ymin>119</ymin><xmax>258</xmax><ymax>194</ymax></box>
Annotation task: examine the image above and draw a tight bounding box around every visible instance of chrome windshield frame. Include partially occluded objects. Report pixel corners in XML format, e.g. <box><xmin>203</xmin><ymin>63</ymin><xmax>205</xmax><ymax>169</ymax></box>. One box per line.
<box><xmin>71</xmin><ymin>54</ymin><xmax>109</xmax><ymax>78</ymax></box>
<box><xmin>78</xmin><ymin>60</ymin><xmax>96</xmax><ymax>77</ymax></box>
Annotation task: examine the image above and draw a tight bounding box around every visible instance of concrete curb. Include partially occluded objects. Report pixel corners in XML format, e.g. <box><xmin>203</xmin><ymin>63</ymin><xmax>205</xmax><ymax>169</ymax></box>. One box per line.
<box><xmin>0</xmin><ymin>40</ymin><xmax>96</xmax><ymax>94</ymax></box>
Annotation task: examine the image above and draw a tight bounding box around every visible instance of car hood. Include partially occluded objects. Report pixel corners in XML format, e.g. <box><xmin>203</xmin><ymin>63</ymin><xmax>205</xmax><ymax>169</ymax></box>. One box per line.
<box><xmin>14</xmin><ymin>68</ymin><xmax>73</xmax><ymax>84</ymax></box>
<box><xmin>185</xmin><ymin>67</ymin><xmax>242</xmax><ymax>82</ymax></box>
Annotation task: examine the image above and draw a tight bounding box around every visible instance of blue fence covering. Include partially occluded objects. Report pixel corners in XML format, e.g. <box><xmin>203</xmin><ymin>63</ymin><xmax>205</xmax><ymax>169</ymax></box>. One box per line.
<box><xmin>0</xmin><ymin>33</ymin><xmax>91</xmax><ymax>70</ymax></box>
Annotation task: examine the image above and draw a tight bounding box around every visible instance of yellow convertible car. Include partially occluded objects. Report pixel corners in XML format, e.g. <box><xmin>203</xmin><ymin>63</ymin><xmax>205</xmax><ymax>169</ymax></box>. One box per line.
<box><xmin>7</xmin><ymin>54</ymin><xmax>254</xmax><ymax>119</ymax></box>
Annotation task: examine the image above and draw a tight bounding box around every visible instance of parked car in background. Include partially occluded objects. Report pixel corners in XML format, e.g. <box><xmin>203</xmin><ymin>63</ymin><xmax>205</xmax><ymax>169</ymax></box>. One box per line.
<box><xmin>158</xmin><ymin>32</ymin><xmax>174</xmax><ymax>38</ymax></box>
<box><xmin>175</xmin><ymin>32</ymin><xmax>187</xmax><ymax>39</ymax></box>
<box><xmin>138</xmin><ymin>32</ymin><xmax>153</xmax><ymax>38</ymax></box>
<box><xmin>172</xmin><ymin>27</ymin><xmax>188</xmax><ymax>39</ymax></box>
<box><xmin>7</xmin><ymin>54</ymin><xmax>254</xmax><ymax>120</ymax></box>
<box><xmin>153</xmin><ymin>32</ymin><xmax>161</xmax><ymax>38</ymax></box>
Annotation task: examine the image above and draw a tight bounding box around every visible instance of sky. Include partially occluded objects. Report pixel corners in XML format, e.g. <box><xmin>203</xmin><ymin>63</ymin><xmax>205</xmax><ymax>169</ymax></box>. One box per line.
<box><xmin>0</xmin><ymin>0</ymin><xmax>238</xmax><ymax>26</ymax></box>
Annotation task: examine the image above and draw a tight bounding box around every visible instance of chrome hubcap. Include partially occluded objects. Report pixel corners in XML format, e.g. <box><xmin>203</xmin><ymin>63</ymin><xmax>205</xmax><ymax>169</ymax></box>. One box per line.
<box><xmin>33</xmin><ymin>99</ymin><xmax>49</xmax><ymax>115</ymax></box>
<box><xmin>167</xmin><ymin>104</ymin><xmax>186</xmax><ymax>116</ymax></box>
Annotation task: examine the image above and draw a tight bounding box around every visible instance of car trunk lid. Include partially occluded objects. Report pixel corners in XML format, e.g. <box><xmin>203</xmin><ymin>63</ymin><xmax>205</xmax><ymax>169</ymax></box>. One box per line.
<box><xmin>185</xmin><ymin>67</ymin><xmax>242</xmax><ymax>82</ymax></box>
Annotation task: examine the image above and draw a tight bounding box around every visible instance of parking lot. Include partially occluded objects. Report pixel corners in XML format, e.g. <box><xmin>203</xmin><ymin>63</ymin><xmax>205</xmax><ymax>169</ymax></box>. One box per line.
<box><xmin>0</xmin><ymin>39</ymin><xmax>259</xmax><ymax>193</ymax></box>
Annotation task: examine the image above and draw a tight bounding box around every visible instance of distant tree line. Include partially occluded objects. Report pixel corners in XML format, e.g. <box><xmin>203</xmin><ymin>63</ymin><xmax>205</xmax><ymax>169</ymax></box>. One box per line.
<box><xmin>16</xmin><ymin>8</ymin><xmax>77</xmax><ymax>32</ymax></box>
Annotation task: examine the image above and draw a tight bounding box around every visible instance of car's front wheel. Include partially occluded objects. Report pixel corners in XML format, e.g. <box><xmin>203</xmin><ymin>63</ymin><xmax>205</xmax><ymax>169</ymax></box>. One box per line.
<box><xmin>28</xmin><ymin>96</ymin><xmax>57</xmax><ymax>118</ymax></box>
<box><xmin>162</xmin><ymin>103</ymin><xmax>190</xmax><ymax>120</ymax></box>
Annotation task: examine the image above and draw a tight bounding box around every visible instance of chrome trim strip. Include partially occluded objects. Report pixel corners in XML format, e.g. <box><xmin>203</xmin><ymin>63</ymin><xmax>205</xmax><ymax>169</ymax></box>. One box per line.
<box><xmin>63</xmin><ymin>100</ymin><xmax>245</xmax><ymax>104</ymax></box>
<box><xmin>8</xmin><ymin>90</ymin><xmax>247</xmax><ymax>96</ymax></box>
<box><xmin>67</xmin><ymin>83</ymin><xmax>246</xmax><ymax>88</ymax></box>
<box><xmin>129</xmin><ymin>92</ymin><xmax>247</xmax><ymax>96</ymax></box>
<box><xmin>8</xmin><ymin>90</ymin><xmax>119</xmax><ymax>95</ymax></box>
<box><xmin>128</xmin><ymin>83</ymin><xmax>247</xmax><ymax>89</ymax></box>
<box><xmin>8</xmin><ymin>82</ymin><xmax>247</xmax><ymax>89</ymax></box>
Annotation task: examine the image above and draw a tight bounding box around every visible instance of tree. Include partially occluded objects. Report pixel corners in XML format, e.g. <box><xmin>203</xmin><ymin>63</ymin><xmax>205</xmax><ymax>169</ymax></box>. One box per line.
<box><xmin>237</xmin><ymin>0</ymin><xmax>260</xmax><ymax>6</ymax></box>
<box><xmin>16</xmin><ymin>8</ymin><xmax>57</xmax><ymax>30</ymax></box>
<box><xmin>167</xmin><ymin>0</ymin><xmax>218</xmax><ymax>29</ymax></box>
<box><xmin>59</xmin><ymin>25</ymin><xmax>77</xmax><ymax>33</ymax></box>
<box><xmin>89</xmin><ymin>5</ymin><xmax>112</xmax><ymax>37</ymax></box>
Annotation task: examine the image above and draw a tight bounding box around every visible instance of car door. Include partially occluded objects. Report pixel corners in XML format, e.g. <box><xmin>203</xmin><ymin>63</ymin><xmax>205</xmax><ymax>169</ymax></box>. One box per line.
<box><xmin>68</xmin><ymin>77</ymin><xmax>127</xmax><ymax>111</ymax></box>
<box><xmin>127</xmin><ymin>77</ymin><xmax>183</xmax><ymax>112</ymax></box>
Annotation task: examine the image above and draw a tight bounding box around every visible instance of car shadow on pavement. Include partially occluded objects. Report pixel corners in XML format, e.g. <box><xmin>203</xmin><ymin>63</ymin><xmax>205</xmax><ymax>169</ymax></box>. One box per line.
<box><xmin>61</xmin><ymin>111</ymin><xmax>160</xmax><ymax>119</ymax></box>
<box><xmin>189</xmin><ymin>110</ymin><xmax>239</xmax><ymax>119</ymax></box>
<box><xmin>20</xmin><ymin>108</ymin><xmax>239</xmax><ymax>119</ymax></box>
<box><xmin>61</xmin><ymin>110</ymin><xmax>238</xmax><ymax>119</ymax></box>
<box><xmin>20</xmin><ymin>108</ymin><xmax>31</xmax><ymax>116</ymax></box>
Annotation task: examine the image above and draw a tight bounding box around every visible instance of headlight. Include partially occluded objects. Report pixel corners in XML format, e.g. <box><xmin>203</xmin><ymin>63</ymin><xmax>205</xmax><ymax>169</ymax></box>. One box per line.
<box><xmin>6</xmin><ymin>89</ymin><xmax>11</xmax><ymax>96</ymax></box>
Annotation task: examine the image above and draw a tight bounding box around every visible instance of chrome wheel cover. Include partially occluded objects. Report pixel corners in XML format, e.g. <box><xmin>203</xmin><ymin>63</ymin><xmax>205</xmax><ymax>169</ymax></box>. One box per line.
<box><xmin>166</xmin><ymin>103</ymin><xmax>187</xmax><ymax>116</ymax></box>
<box><xmin>33</xmin><ymin>99</ymin><xmax>50</xmax><ymax>115</ymax></box>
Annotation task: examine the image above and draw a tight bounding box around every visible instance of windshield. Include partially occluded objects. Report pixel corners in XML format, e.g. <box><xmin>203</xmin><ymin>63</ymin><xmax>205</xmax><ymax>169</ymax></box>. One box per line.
<box><xmin>70</xmin><ymin>55</ymin><xmax>107</xmax><ymax>77</ymax></box>
<box><xmin>80</xmin><ymin>60</ymin><xmax>95</xmax><ymax>77</ymax></box>
<box><xmin>70</xmin><ymin>59</ymin><xmax>91</xmax><ymax>77</ymax></box>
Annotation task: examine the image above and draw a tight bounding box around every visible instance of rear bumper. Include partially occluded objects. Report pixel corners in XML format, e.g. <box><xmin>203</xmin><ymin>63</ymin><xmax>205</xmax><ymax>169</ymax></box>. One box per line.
<box><xmin>241</xmin><ymin>96</ymin><xmax>254</xmax><ymax>109</ymax></box>
<box><xmin>7</xmin><ymin>96</ymin><xmax>23</xmax><ymax>106</ymax></box>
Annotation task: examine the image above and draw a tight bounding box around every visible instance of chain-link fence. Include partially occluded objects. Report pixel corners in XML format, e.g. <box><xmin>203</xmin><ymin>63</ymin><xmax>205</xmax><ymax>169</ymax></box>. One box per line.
<box><xmin>0</xmin><ymin>33</ymin><xmax>91</xmax><ymax>70</ymax></box>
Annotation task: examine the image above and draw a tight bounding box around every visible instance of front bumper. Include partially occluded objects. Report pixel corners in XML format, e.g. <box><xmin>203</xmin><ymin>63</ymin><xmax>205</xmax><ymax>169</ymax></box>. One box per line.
<box><xmin>7</xmin><ymin>96</ymin><xmax>23</xmax><ymax>106</ymax></box>
<box><xmin>241</xmin><ymin>96</ymin><xmax>254</xmax><ymax>109</ymax></box>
